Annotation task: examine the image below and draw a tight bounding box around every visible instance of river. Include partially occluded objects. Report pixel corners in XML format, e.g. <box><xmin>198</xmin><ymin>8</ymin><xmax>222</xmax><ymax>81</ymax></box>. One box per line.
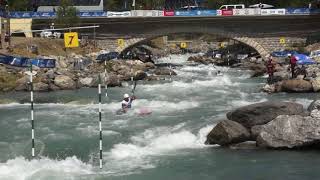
<box><xmin>0</xmin><ymin>54</ymin><xmax>320</xmax><ymax>180</ymax></box>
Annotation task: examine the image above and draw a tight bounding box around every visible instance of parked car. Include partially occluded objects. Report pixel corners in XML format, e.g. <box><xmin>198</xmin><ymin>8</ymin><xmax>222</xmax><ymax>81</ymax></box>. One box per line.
<box><xmin>40</xmin><ymin>30</ymin><xmax>61</xmax><ymax>39</ymax></box>
<box><xmin>219</xmin><ymin>4</ymin><xmax>245</xmax><ymax>10</ymax></box>
<box><xmin>96</xmin><ymin>52</ymin><xmax>119</xmax><ymax>62</ymax></box>
<box><xmin>249</xmin><ymin>3</ymin><xmax>274</xmax><ymax>9</ymax></box>
<box><xmin>179</xmin><ymin>6</ymin><xmax>206</xmax><ymax>11</ymax></box>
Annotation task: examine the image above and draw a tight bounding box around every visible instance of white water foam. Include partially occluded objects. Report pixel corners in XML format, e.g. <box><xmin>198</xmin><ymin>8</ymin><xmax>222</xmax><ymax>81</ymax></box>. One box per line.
<box><xmin>155</xmin><ymin>54</ymin><xmax>193</xmax><ymax>64</ymax></box>
<box><xmin>108</xmin><ymin>124</ymin><xmax>214</xmax><ymax>160</ymax></box>
<box><xmin>0</xmin><ymin>156</ymin><xmax>93</xmax><ymax>180</ymax></box>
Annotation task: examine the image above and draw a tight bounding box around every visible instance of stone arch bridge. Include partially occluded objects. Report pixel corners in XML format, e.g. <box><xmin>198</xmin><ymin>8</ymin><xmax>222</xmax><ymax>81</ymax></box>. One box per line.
<box><xmin>31</xmin><ymin>15</ymin><xmax>320</xmax><ymax>56</ymax></box>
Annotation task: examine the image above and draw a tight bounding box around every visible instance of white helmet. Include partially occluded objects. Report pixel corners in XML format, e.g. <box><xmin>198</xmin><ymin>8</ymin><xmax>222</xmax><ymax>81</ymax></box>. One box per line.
<box><xmin>123</xmin><ymin>94</ymin><xmax>130</xmax><ymax>98</ymax></box>
<box><xmin>288</xmin><ymin>54</ymin><xmax>292</xmax><ymax>57</ymax></box>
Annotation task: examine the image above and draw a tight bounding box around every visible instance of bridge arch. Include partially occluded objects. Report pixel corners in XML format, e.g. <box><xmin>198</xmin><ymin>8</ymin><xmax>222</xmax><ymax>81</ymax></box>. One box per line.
<box><xmin>116</xmin><ymin>33</ymin><xmax>270</xmax><ymax>58</ymax></box>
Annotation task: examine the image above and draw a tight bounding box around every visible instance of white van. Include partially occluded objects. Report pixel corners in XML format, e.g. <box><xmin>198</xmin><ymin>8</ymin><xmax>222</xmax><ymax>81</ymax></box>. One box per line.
<box><xmin>219</xmin><ymin>4</ymin><xmax>245</xmax><ymax>10</ymax></box>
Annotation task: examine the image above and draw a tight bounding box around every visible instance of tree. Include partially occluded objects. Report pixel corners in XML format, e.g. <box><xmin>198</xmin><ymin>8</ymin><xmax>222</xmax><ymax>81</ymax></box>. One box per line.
<box><xmin>7</xmin><ymin>0</ymin><xmax>30</xmax><ymax>11</ymax></box>
<box><xmin>55</xmin><ymin>0</ymin><xmax>79</xmax><ymax>28</ymax></box>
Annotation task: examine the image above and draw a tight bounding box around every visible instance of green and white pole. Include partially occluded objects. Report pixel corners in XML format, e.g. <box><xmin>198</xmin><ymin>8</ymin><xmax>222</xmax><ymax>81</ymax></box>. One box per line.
<box><xmin>98</xmin><ymin>75</ymin><xmax>103</xmax><ymax>169</ymax></box>
<box><xmin>29</xmin><ymin>64</ymin><xmax>35</xmax><ymax>157</ymax></box>
<box><xmin>169</xmin><ymin>56</ymin><xmax>172</xmax><ymax>81</ymax></box>
<box><xmin>104</xmin><ymin>61</ymin><xmax>108</xmax><ymax>97</ymax></box>
<box><xmin>131</xmin><ymin>61</ymin><xmax>134</xmax><ymax>90</ymax></box>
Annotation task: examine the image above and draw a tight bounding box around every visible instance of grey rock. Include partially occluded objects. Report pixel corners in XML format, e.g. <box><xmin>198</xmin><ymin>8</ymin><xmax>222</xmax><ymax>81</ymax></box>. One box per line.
<box><xmin>257</xmin><ymin>115</ymin><xmax>320</xmax><ymax>149</ymax></box>
<box><xmin>227</xmin><ymin>101</ymin><xmax>304</xmax><ymax>128</ymax></box>
<box><xmin>281</xmin><ymin>79</ymin><xmax>313</xmax><ymax>93</ymax></box>
<box><xmin>80</xmin><ymin>77</ymin><xmax>94</xmax><ymax>87</ymax></box>
<box><xmin>33</xmin><ymin>82</ymin><xmax>49</xmax><ymax>92</ymax></box>
<box><xmin>134</xmin><ymin>70</ymin><xmax>147</xmax><ymax>80</ymax></box>
<box><xmin>251</xmin><ymin>125</ymin><xmax>263</xmax><ymax>139</ymax></box>
<box><xmin>154</xmin><ymin>67</ymin><xmax>177</xmax><ymax>76</ymax></box>
<box><xmin>310</xmin><ymin>109</ymin><xmax>320</xmax><ymax>119</ymax></box>
<box><xmin>54</xmin><ymin>75</ymin><xmax>76</xmax><ymax>90</ymax></box>
<box><xmin>205</xmin><ymin>120</ymin><xmax>250</xmax><ymax>146</ymax></box>
<box><xmin>229</xmin><ymin>141</ymin><xmax>258</xmax><ymax>150</ymax></box>
<box><xmin>48</xmin><ymin>83</ymin><xmax>60</xmax><ymax>91</ymax></box>
<box><xmin>308</xmin><ymin>100</ymin><xmax>320</xmax><ymax>112</ymax></box>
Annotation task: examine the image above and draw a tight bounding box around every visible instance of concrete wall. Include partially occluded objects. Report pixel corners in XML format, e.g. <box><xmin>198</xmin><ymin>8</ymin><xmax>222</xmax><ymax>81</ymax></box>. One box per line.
<box><xmin>0</xmin><ymin>18</ymin><xmax>33</xmax><ymax>38</ymax></box>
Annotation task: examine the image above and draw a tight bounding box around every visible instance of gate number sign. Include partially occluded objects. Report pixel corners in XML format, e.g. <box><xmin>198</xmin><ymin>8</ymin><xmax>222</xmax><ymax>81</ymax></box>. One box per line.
<box><xmin>64</xmin><ymin>32</ymin><xmax>79</xmax><ymax>48</ymax></box>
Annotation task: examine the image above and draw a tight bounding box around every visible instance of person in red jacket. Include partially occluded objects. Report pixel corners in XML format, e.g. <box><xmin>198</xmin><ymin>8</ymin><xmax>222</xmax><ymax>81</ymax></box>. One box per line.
<box><xmin>266</xmin><ymin>57</ymin><xmax>275</xmax><ymax>84</ymax></box>
<box><xmin>289</xmin><ymin>54</ymin><xmax>297</xmax><ymax>78</ymax></box>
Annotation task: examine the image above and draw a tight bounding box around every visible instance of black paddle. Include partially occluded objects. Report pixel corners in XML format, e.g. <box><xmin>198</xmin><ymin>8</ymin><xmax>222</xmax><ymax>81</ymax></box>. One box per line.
<box><xmin>131</xmin><ymin>80</ymin><xmax>137</xmax><ymax>96</ymax></box>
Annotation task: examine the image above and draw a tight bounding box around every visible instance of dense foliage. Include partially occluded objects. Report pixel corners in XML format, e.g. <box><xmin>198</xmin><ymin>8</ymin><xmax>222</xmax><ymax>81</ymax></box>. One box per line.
<box><xmin>55</xmin><ymin>0</ymin><xmax>79</xmax><ymax>27</ymax></box>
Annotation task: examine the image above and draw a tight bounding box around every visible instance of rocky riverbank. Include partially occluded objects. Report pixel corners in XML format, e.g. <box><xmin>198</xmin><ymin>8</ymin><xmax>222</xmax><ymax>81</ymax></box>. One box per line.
<box><xmin>0</xmin><ymin>52</ymin><xmax>177</xmax><ymax>92</ymax></box>
<box><xmin>205</xmin><ymin>100</ymin><xmax>320</xmax><ymax>150</ymax></box>
<box><xmin>187</xmin><ymin>54</ymin><xmax>320</xmax><ymax>94</ymax></box>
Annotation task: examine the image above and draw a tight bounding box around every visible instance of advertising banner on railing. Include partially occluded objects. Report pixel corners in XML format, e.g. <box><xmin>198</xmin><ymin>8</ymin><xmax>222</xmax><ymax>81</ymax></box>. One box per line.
<box><xmin>107</xmin><ymin>11</ymin><xmax>131</xmax><ymax>17</ymax></box>
<box><xmin>286</xmin><ymin>8</ymin><xmax>310</xmax><ymax>15</ymax></box>
<box><xmin>79</xmin><ymin>11</ymin><xmax>107</xmax><ymax>17</ymax></box>
<box><xmin>233</xmin><ymin>8</ymin><xmax>261</xmax><ymax>16</ymax></box>
<box><xmin>261</xmin><ymin>9</ymin><xmax>286</xmax><ymax>15</ymax></box>
<box><xmin>196</xmin><ymin>10</ymin><xmax>217</xmax><ymax>16</ymax></box>
<box><xmin>217</xmin><ymin>10</ymin><xmax>222</xmax><ymax>16</ymax></box>
<box><xmin>221</xmin><ymin>10</ymin><xmax>233</xmax><ymax>16</ymax></box>
<box><xmin>174</xmin><ymin>10</ymin><xmax>198</xmax><ymax>16</ymax></box>
<box><xmin>158</xmin><ymin>10</ymin><xmax>164</xmax><ymax>16</ymax></box>
<box><xmin>131</xmin><ymin>10</ymin><xmax>159</xmax><ymax>17</ymax></box>
<box><xmin>9</xmin><ymin>12</ymin><xmax>56</xmax><ymax>18</ymax></box>
<box><xmin>164</xmin><ymin>10</ymin><xmax>174</xmax><ymax>16</ymax></box>
<box><xmin>310</xmin><ymin>9</ymin><xmax>320</xmax><ymax>14</ymax></box>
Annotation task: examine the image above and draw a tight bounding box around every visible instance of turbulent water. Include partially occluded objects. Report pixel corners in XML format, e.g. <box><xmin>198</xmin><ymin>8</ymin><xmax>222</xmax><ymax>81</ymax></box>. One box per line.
<box><xmin>1</xmin><ymin>54</ymin><xmax>320</xmax><ymax>180</ymax></box>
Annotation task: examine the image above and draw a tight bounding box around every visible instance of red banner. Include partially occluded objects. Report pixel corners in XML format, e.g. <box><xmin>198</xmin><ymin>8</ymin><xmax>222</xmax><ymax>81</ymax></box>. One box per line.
<box><xmin>164</xmin><ymin>10</ymin><xmax>174</xmax><ymax>16</ymax></box>
<box><xmin>221</xmin><ymin>10</ymin><xmax>233</xmax><ymax>16</ymax></box>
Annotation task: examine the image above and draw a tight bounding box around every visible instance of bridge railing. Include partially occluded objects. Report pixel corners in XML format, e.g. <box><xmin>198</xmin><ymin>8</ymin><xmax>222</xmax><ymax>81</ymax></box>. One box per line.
<box><xmin>1</xmin><ymin>8</ymin><xmax>319</xmax><ymax>19</ymax></box>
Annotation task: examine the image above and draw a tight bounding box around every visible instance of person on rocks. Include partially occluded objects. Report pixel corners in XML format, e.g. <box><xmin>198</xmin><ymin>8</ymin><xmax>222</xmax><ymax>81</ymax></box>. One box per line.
<box><xmin>289</xmin><ymin>54</ymin><xmax>297</xmax><ymax>78</ymax></box>
<box><xmin>266</xmin><ymin>57</ymin><xmax>275</xmax><ymax>84</ymax></box>
<box><xmin>121</xmin><ymin>93</ymin><xmax>136</xmax><ymax>113</ymax></box>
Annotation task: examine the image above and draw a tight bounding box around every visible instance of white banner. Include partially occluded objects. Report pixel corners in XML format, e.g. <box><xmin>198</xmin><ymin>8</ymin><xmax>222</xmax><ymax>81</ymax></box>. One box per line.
<box><xmin>131</xmin><ymin>10</ymin><xmax>159</xmax><ymax>17</ymax></box>
<box><xmin>107</xmin><ymin>11</ymin><xmax>131</xmax><ymax>17</ymax></box>
<box><xmin>158</xmin><ymin>10</ymin><xmax>164</xmax><ymax>16</ymax></box>
<box><xmin>261</xmin><ymin>9</ymin><xmax>286</xmax><ymax>15</ymax></box>
<box><xmin>217</xmin><ymin>10</ymin><xmax>222</xmax><ymax>16</ymax></box>
<box><xmin>233</xmin><ymin>8</ymin><xmax>261</xmax><ymax>16</ymax></box>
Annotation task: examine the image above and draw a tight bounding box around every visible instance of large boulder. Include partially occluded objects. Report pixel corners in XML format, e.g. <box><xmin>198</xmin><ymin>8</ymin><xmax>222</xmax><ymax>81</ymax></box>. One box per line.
<box><xmin>134</xmin><ymin>70</ymin><xmax>147</xmax><ymax>80</ymax></box>
<box><xmin>33</xmin><ymin>82</ymin><xmax>49</xmax><ymax>92</ymax></box>
<box><xmin>80</xmin><ymin>77</ymin><xmax>94</xmax><ymax>87</ymax></box>
<box><xmin>281</xmin><ymin>79</ymin><xmax>313</xmax><ymax>93</ymax></box>
<box><xmin>229</xmin><ymin>141</ymin><xmax>258</xmax><ymax>150</ymax></box>
<box><xmin>273</xmin><ymin>70</ymin><xmax>290</xmax><ymax>80</ymax></box>
<box><xmin>54</xmin><ymin>75</ymin><xmax>76</xmax><ymax>90</ymax></box>
<box><xmin>15</xmin><ymin>76</ymin><xmax>29</xmax><ymax>91</ymax></box>
<box><xmin>107</xmin><ymin>73</ymin><xmax>121</xmax><ymax>87</ymax></box>
<box><xmin>257</xmin><ymin>115</ymin><xmax>320</xmax><ymax>149</ymax></box>
<box><xmin>251</xmin><ymin>125</ymin><xmax>263</xmax><ymax>139</ymax></box>
<box><xmin>187</xmin><ymin>56</ymin><xmax>213</xmax><ymax>65</ymax></box>
<box><xmin>227</xmin><ymin>101</ymin><xmax>304</xmax><ymax>128</ymax></box>
<box><xmin>205</xmin><ymin>120</ymin><xmax>250</xmax><ymax>146</ymax></box>
<box><xmin>311</xmin><ymin>77</ymin><xmax>320</xmax><ymax>92</ymax></box>
<box><xmin>154</xmin><ymin>67</ymin><xmax>177</xmax><ymax>76</ymax></box>
<box><xmin>308</xmin><ymin>100</ymin><xmax>320</xmax><ymax>112</ymax></box>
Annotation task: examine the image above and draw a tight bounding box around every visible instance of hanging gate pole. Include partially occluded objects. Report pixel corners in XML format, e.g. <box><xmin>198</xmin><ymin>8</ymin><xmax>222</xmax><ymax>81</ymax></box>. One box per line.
<box><xmin>98</xmin><ymin>75</ymin><xmax>103</xmax><ymax>169</ymax></box>
<box><xmin>29</xmin><ymin>64</ymin><xmax>35</xmax><ymax>157</ymax></box>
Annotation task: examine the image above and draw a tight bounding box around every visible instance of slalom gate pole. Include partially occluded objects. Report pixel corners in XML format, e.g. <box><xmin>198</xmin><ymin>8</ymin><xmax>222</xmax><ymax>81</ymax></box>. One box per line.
<box><xmin>29</xmin><ymin>64</ymin><xmax>35</xmax><ymax>157</ymax></box>
<box><xmin>98</xmin><ymin>75</ymin><xmax>103</xmax><ymax>169</ymax></box>
<box><xmin>131</xmin><ymin>61</ymin><xmax>134</xmax><ymax>91</ymax></box>
<box><xmin>104</xmin><ymin>61</ymin><xmax>108</xmax><ymax>97</ymax></box>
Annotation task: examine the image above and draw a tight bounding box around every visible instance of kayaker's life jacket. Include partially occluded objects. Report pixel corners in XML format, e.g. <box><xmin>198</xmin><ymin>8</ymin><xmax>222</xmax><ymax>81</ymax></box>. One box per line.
<box><xmin>122</xmin><ymin>98</ymin><xmax>132</xmax><ymax>108</ymax></box>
